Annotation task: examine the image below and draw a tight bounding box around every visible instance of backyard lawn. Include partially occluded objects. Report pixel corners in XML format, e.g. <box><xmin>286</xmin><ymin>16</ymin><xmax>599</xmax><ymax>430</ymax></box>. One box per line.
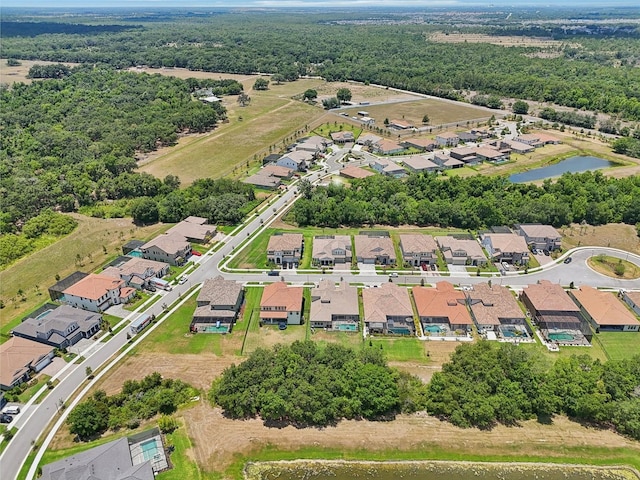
<box><xmin>367</xmin><ymin>337</ymin><xmax>429</xmax><ymax>363</ymax></box>
<box><xmin>595</xmin><ymin>331</ymin><xmax>640</xmax><ymax>362</ymax></box>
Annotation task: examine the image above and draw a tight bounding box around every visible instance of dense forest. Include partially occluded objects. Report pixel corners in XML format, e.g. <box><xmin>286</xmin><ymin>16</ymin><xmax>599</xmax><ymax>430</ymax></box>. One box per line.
<box><xmin>0</xmin><ymin>65</ymin><xmax>242</xmax><ymax>232</ymax></box>
<box><xmin>2</xmin><ymin>12</ymin><xmax>640</xmax><ymax>120</ymax></box>
<box><xmin>291</xmin><ymin>172</ymin><xmax>640</xmax><ymax>229</ymax></box>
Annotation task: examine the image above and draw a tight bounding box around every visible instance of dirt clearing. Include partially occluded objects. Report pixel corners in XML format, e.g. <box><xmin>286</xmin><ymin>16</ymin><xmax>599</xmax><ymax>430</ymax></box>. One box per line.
<box><xmin>562</xmin><ymin>223</ymin><xmax>640</xmax><ymax>255</ymax></box>
<box><xmin>427</xmin><ymin>32</ymin><xmax>578</xmax><ymax>49</ymax></box>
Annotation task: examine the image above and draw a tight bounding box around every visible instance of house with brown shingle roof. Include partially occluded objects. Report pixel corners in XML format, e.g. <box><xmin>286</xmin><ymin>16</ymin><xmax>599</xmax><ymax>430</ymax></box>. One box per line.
<box><xmin>63</xmin><ymin>274</ymin><xmax>136</xmax><ymax>312</ymax></box>
<box><xmin>520</xmin><ymin>280</ymin><xmax>591</xmax><ymax>343</ymax></box>
<box><xmin>331</xmin><ymin>131</ymin><xmax>355</xmax><ymax>144</ymax></box>
<box><xmin>373</xmin><ymin>139</ymin><xmax>405</xmax><ymax>155</ymax></box>
<box><xmin>356</xmin><ymin>133</ymin><xmax>382</xmax><ymax>147</ymax></box>
<box><xmin>267</xmin><ymin>233</ymin><xmax>303</xmax><ymax>267</ymax></box>
<box><xmin>436</xmin><ymin>236</ymin><xmax>487</xmax><ymax>266</ymax></box>
<box><xmin>515</xmin><ymin>224</ymin><xmax>562</xmax><ymax>251</ymax></box>
<box><xmin>140</xmin><ymin>233</ymin><xmax>192</xmax><ymax>266</ymax></box>
<box><xmin>312</xmin><ymin>235</ymin><xmax>352</xmax><ymax>266</ymax></box>
<box><xmin>466</xmin><ymin>283</ymin><xmax>531</xmax><ymax>338</ymax></box>
<box><xmin>362</xmin><ymin>283</ymin><xmax>414</xmax><ymax>335</ymax></box>
<box><xmin>0</xmin><ymin>337</ymin><xmax>55</xmax><ymax>391</ymax></box>
<box><xmin>480</xmin><ymin>232</ymin><xmax>530</xmax><ymax>264</ymax></box>
<box><xmin>402</xmin><ymin>138</ymin><xmax>436</xmax><ymax>152</ymax></box>
<box><xmin>260</xmin><ymin>282</ymin><xmax>304</xmax><ymax>325</ymax></box>
<box><xmin>166</xmin><ymin>217</ymin><xmax>216</xmax><ymax>244</ymax></box>
<box><xmin>570</xmin><ymin>286</ymin><xmax>640</xmax><ymax>332</ymax></box>
<box><xmin>354</xmin><ymin>235</ymin><xmax>396</xmax><ymax>265</ymax></box>
<box><xmin>413</xmin><ymin>282</ymin><xmax>472</xmax><ymax>334</ymax></box>
<box><xmin>475</xmin><ymin>146</ymin><xmax>509</xmax><ymax>163</ymax></box>
<box><xmin>389</xmin><ymin>119</ymin><xmax>413</xmax><ymax>130</ymax></box>
<box><xmin>340</xmin><ymin>165</ymin><xmax>375</xmax><ymax>179</ymax></box>
<box><xmin>192</xmin><ymin>276</ymin><xmax>245</xmax><ymax>332</ymax></box>
<box><xmin>450</xmin><ymin>146</ymin><xmax>479</xmax><ymax>165</ymax></box>
<box><xmin>309</xmin><ymin>280</ymin><xmax>359</xmax><ymax>331</ymax></box>
<box><xmin>399</xmin><ymin>234</ymin><xmax>438</xmax><ymax>267</ymax></box>
<box><xmin>101</xmin><ymin>257</ymin><xmax>169</xmax><ymax>290</ymax></box>
<box><xmin>401</xmin><ymin>155</ymin><xmax>439</xmax><ymax>173</ymax></box>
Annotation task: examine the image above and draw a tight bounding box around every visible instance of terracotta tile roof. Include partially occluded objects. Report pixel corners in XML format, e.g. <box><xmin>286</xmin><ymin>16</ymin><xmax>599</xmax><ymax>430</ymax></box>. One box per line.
<box><xmin>522</xmin><ymin>280</ymin><xmax>580</xmax><ymax>313</ymax></box>
<box><xmin>625</xmin><ymin>291</ymin><xmax>640</xmax><ymax>307</ymax></box>
<box><xmin>63</xmin><ymin>274</ymin><xmax>125</xmax><ymax>301</ymax></box>
<box><xmin>340</xmin><ymin>166</ymin><xmax>374</xmax><ymax>179</ymax></box>
<box><xmin>413</xmin><ymin>282</ymin><xmax>472</xmax><ymax>325</ymax></box>
<box><xmin>260</xmin><ymin>282</ymin><xmax>303</xmax><ymax>312</ymax></box>
<box><xmin>571</xmin><ymin>286</ymin><xmax>640</xmax><ymax>327</ymax></box>
<box><xmin>363</xmin><ymin>283</ymin><xmax>413</xmax><ymax>323</ymax></box>
<box><xmin>400</xmin><ymin>234</ymin><xmax>438</xmax><ymax>255</ymax></box>
<box><xmin>267</xmin><ymin>233</ymin><xmax>303</xmax><ymax>252</ymax></box>
<box><xmin>0</xmin><ymin>337</ymin><xmax>53</xmax><ymax>388</ymax></box>
<box><xmin>466</xmin><ymin>283</ymin><xmax>525</xmax><ymax>326</ymax></box>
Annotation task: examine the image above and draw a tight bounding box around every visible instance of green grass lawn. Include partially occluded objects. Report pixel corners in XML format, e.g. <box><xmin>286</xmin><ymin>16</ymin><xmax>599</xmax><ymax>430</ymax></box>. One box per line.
<box><xmin>158</xmin><ymin>422</ymin><xmax>203</xmax><ymax>480</ymax></box>
<box><xmin>367</xmin><ymin>337</ymin><xmax>428</xmax><ymax>362</ymax></box>
<box><xmin>519</xmin><ymin>334</ymin><xmax>608</xmax><ymax>365</ymax></box>
<box><xmin>123</xmin><ymin>292</ymin><xmax>152</xmax><ymax>311</ymax></box>
<box><xmin>228</xmin><ymin>228</ymin><xmax>273</xmax><ymax>269</ymax></box>
<box><xmin>312</xmin><ymin>123</ymin><xmax>362</xmax><ymax>140</ymax></box>
<box><xmin>17</xmin><ymin>375</ymin><xmax>51</xmax><ymax>403</ymax></box>
<box><xmin>595</xmin><ymin>331</ymin><xmax>640</xmax><ymax>361</ymax></box>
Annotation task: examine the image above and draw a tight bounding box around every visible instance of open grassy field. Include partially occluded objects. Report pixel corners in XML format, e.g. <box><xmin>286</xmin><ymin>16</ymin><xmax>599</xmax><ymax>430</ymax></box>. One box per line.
<box><xmin>428</xmin><ymin>32</ymin><xmax>572</xmax><ymax>48</ymax></box>
<box><xmin>562</xmin><ymin>223</ymin><xmax>640</xmax><ymax>255</ymax></box>
<box><xmin>595</xmin><ymin>331</ymin><xmax>640</xmax><ymax>362</ymax></box>
<box><xmin>0</xmin><ymin>59</ymin><xmax>79</xmax><ymax>85</ymax></box>
<box><xmin>368</xmin><ymin>337</ymin><xmax>429</xmax><ymax>363</ymax></box>
<box><xmin>0</xmin><ymin>214</ymin><xmax>170</xmax><ymax>340</ymax></box>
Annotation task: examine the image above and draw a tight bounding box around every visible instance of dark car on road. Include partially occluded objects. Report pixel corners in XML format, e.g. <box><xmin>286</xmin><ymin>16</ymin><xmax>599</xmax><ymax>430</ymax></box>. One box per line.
<box><xmin>267</xmin><ymin>271</ymin><xmax>279</xmax><ymax>276</ymax></box>
<box><xmin>564</xmin><ymin>257</ymin><xmax>572</xmax><ymax>264</ymax></box>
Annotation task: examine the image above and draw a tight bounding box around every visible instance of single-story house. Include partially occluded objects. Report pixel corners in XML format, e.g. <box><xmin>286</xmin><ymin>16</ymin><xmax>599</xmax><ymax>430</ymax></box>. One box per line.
<box><xmin>63</xmin><ymin>273</ymin><xmax>136</xmax><ymax>312</ymax></box>
<box><xmin>402</xmin><ymin>138</ymin><xmax>436</xmax><ymax>152</ymax></box>
<box><xmin>435</xmin><ymin>132</ymin><xmax>459</xmax><ymax>147</ymax></box>
<box><xmin>466</xmin><ymin>283</ymin><xmax>530</xmax><ymax>338</ymax></box>
<box><xmin>514</xmin><ymin>134</ymin><xmax>543</xmax><ymax>148</ymax></box>
<box><xmin>354</xmin><ymin>235</ymin><xmax>395</xmax><ymax>265</ymax></box>
<box><xmin>506</xmin><ymin>140</ymin><xmax>535</xmax><ymax>154</ymax></box>
<box><xmin>413</xmin><ymin>282</ymin><xmax>472</xmax><ymax>334</ymax></box>
<box><xmin>389</xmin><ymin>119</ymin><xmax>413</xmax><ymax>130</ymax></box>
<box><xmin>401</xmin><ymin>155</ymin><xmax>439</xmax><ymax>173</ymax></box>
<box><xmin>140</xmin><ymin>233</ymin><xmax>192</xmax><ymax>266</ymax></box>
<box><xmin>480</xmin><ymin>232</ymin><xmax>530</xmax><ymax>264</ymax></box>
<box><xmin>370</xmin><ymin>158</ymin><xmax>406</xmax><ymax>177</ymax></box>
<box><xmin>309</xmin><ymin>280</ymin><xmax>360</xmax><ymax>331</ymax></box>
<box><xmin>340</xmin><ymin>165</ymin><xmax>375</xmax><ymax>179</ymax></box>
<box><xmin>267</xmin><ymin>233</ymin><xmax>303</xmax><ymax>266</ymax></box>
<box><xmin>331</xmin><ymin>131</ymin><xmax>355</xmax><ymax>144</ymax></box>
<box><xmin>243</xmin><ymin>172</ymin><xmax>282</xmax><ymax>189</ymax></box>
<box><xmin>191</xmin><ymin>276</ymin><xmax>244</xmax><ymax>333</ymax></box>
<box><xmin>276</xmin><ymin>150</ymin><xmax>314</xmax><ymax>171</ymax></box>
<box><xmin>515</xmin><ymin>224</ymin><xmax>562</xmax><ymax>251</ymax></box>
<box><xmin>0</xmin><ymin>337</ymin><xmax>55</xmax><ymax>391</ymax></box>
<box><xmin>535</xmin><ymin>132</ymin><xmax>561</xmax><ymax>145</ymax></box>
<box><xmin>312</xmin><ymin>235</ymin><xmax>352</xmax><ymax>266</ymax></box>
<box><xmin>373</xmin><ymin>139</ymin><xmax>405</xmax><ymax>155</ymax></box>
<box><xmin>263</xmin><ymin>164</ymin><xmax>294</xmax><ymax>178</ymax></box>
<box><xmin>356</xmin><ymin>133</ymin><xmax>382</xmax><ymax>147</ymax></box>
<box><xmin>432</xmin><ymin>153</ymin><xmax>464</xmax><ymax>169</ymax></box>
<box><xmin>399</xmin><ymin>234</ymin><xmax>438</xmax><ymax>266</ymax></box>
<box><xmin>296</xmin><ymin>135</ymin><xmax>330</xmax><ymax>153</ymax></box>
<box><xmin>475</xmin><ymin>146</ymin><xmax>508</xmax><ymax>162</ymax></box>
<box><xmin>260</xmin><ymin>282</ymin><xmax>304</xmax><ymax>325</ymax></box>
<box><xmin>12</xmin><ymin>305</ymin><xmax>102</xmax><ymax>349</ymax></box>
<box><xmin>436</xmin><ymin>236</ymin><xmax>487</xmax><ymax>266</ymax></box>
<box><xmin>363</xmin><ymin>283</ymin><xmax>415</xmax><ymax>335</ymax></box>
<box><xmin>570</xmin><ymin>286</ymin><xmax>640</xmax><ymax>332</ymax></box>
<box><xmin>165</xmin><ymin>216</ymin><xmax>216</xmax><ymax>244</ymax></box>
<box><xmin>621</xmin><ymin>290</ymin><xmax>640</xmax><ymax>317</ymax></box>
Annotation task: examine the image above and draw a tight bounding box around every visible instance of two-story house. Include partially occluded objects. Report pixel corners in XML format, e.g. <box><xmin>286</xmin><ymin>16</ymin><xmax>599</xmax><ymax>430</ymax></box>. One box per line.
<box><xmin>363</xmin><ymin>283</ymin><xmax>414</xmax><ymax>335</ymax></box>
<box><xmin>140</xmin><ymin>233</ymin><xmax>192</xmax><ymax>266</ymax></box>
<box><xmin>480</xmin><ymin>232</ymin><xmax>530</xmax><ymax>265</ymax></box>
<box><xmin>436</xmin><ymin>236</ymin><xmax>487</xmax><ymax>266</ymax></box>
<box><xmin>413</xmin><ymin>282</ymin><xmax>472</xmax><ymax>335</ymax></box>
<box><xmin>63</xmin><ymin>274</ymin><xmax>136</xmax><ymax>312</ymax></box>
<box><xmin>312</xmin><ymin>235</ymin><xmax>352</xmax><ymax>266</ymax></box>
<box><xmin>309</xmin><ymin>280</ymin><xmax>360</xmax><ymax>331</ymax></box>
<box><xmin>399</xmin><ymin>234</ymin><xmax>438</xmax><ymax>267</ymax></box>
<box><xmin>267</xmin><ymin>233</ymin><xmax>304</xmax><ymax>267</ymax></box>
<box><xmin>276</xmin><ymin>150</ymin><xmax>314</xmax><ymax>171</ymax></box>
<box><xmin>191</xmin><ymin>276</ymin><xmax>244</xmax><ymax>333</ymax></box>
<box><xmin>260</xmin><ymin>282</ymin><xmax>304</xmax><ymax>325</ymax></box>
<box><xmin>355</xmin><ymin>235</ymin><xmax>396</xmax><ymax>265</ymax></box>
<box><xmin>515</xmin><ymin>224</ymin><xmax>562</xmax><ymax>251</ymax></box>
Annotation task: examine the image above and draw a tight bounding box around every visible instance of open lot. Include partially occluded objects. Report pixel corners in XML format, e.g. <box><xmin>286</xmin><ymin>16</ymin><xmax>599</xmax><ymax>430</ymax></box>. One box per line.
<box><xmin>427</xmin><ymin>32</ymin><xmax>574</xmax><ymax>49</ymax></box>
<box><xmin>596</xmin><ymin>331</ymin><xmax>640</xmax><ymax>362</ymax></box>
<box><xmin>0</xmin><ymin>59</ymin><xmax>78</xmax><ymax>85</ymax></box>
<box><xmin>562</xmin><ymin>223</ymin><xmax>640</xmax><ymax>255</ymax></box>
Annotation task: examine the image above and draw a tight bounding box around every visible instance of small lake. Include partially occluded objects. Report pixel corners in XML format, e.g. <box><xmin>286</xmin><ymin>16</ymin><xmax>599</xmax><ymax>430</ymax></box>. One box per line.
<box><xmin>509</xmin><ymin>156</ymin><xmax>614</xmax><ymax>183</ymax></box>
<box><xmin>246</xmin><ymin>461</ymin><xmax>640</xmax><ymax>480</ymax></box>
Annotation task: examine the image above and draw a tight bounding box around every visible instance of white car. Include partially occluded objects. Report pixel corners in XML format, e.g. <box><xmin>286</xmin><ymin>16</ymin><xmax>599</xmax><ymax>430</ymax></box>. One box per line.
<box><xmin>178</xmin><ymin>277</ymin><xmax>187</xmax><ymax>285</ymax></box>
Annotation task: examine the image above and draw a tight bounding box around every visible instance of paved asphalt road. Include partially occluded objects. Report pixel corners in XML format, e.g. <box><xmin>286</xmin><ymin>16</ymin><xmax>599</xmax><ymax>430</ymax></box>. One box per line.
<box><xmin>2</xmin><ymin>152</ymin><xmax>640</xmax><ymax>480</ymax></box>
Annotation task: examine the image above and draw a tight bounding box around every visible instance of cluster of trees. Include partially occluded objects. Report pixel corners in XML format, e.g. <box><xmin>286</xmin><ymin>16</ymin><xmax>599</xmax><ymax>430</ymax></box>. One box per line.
<box><xmin>4</xmin><ymin>13</ymin><xmax>640</xmax><ymax>120</ymax></box>
<box><xmin>186</xmin><ymin>77</ymin><xmax>243</xmax><ymax>96</ymax></box>
<box><xmin>539</xmin><ymin>107</ymin><xmax>597</xmax><ymax>129</ymax></box>
<box><xmin>27</xmin><ymin>63</ymin><xmax>71</xmax><ymax>79</ymax></box>
<box><xmin>0</xmin><ymin>20</ymin><xmax>139</xmax><ymax>37</ymax></box>
<box><xmin>67</xmin><ymin>372</ymin><xmax>196</xmax><ymax>440</ymax></box>
<box><xmin>291</xmin><ymin>172</ymin><xmax>640</xmax><ymax>229</ymax></box>
<box><xmin>613</xmin><ymin>136</ymin><xmax>640</xmax><ymax>159</ymax></box>
<box><xmin>209</xmin><ymin>341</ymin><xmax>426</xmax><ymax>426</ymax></box>
<box><xmin>471</xmin><ymin>94</ymin><xmax>503</xmax><ymax>109</ymax></box>
<box><xmin>128</xmin><ymin>177</ymin><xmax>256</xmax><ymax>225</ymax></box>
<box><xmin>1</xmin><ymin>65</ymin><xmax>228</xmax><ymax>231</ymax></box>
<box><xmin>427</xmin><ymin>342</ymin><xmax>640</xmax><ymax>439</ymax></box>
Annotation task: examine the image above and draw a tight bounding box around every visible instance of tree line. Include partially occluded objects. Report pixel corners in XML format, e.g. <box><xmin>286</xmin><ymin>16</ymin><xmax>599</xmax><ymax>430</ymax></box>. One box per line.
<box><xmin>291</xmin><ymin>172</ymin><xmax>640</xmax><ymax>229</ymax></box>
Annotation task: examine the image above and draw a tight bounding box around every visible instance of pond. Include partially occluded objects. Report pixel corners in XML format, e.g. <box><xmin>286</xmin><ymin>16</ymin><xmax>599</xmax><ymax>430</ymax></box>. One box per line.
<box><xmin>246</xmin><ymin>461</ymin><xmax>640</xmax><ymax>480</ymax></box>
<box><xmin>509</xmin><ymin>156</ymin><xmax>615</xmax><ymax>183</ymax></box>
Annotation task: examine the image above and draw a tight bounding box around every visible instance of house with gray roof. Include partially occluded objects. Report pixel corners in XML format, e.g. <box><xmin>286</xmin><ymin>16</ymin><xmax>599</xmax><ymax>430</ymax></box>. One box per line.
<box><xmin>12</xmin><ymin>305</ymin><xmax>101</xmax><ymax>349</ymax></box>
<box><xmin>401</xmin><ymin>155</ymin><xmax>439</xmax><ymax>173</ymax></box>
<box><xmin>166</xmin><ymin>217</ymin><xmax>216</xmax><ymax>244</ymax></box>
<box><xmin>267</xmin><ymin>233</ymin><xmax>304</xmax><ymax>267</ymax></box>
<box><xmin>436</xmin><ymin>236</ymin><xmax>487</xmax><ymax>266</ymax></box>
<box><xmin>355</xmin><ymin>235</ymin><xmax>396</xmax><ymax>265</ymax></box>
<box><xmin>363</xmin><ymin>283</ymin><xmax>414</xmax><ymax>335</ymax></box>
<box><xmin>515</xmin><ymin>224</ymin><xmax>562</xmax><ymax>251</ymax></box>
<box><xmin>312</xmin><ymin>235</ymin><xmax>352</xmax><ymax>266</ymax></box>
<box><xmin>399</xmin><ymin>234</ymin><xmax>438</xmax><ymax>267</ymax></box>
<box><xmin>191</xmin><ymin>276</ymin><xmax>244</xmax><ymax>333</ymax></box>
<box><xmin>140</xmin><ymin>233</ymin><xmax>192</xmax><ymax>266</ymax></box>
<box><xmin>309</xmin><ymin>280</ymin><xmax>360</xmax><ymax>331</ymax></box>
<box><xmin>276</xmin><ymin>150</ymin><xmax>314</xmax><ymax>171</ymax></box>
<box><xmin>101</xmin><ymin>257</ymin><xmax>169</xmax><ymax>290</ymax></box>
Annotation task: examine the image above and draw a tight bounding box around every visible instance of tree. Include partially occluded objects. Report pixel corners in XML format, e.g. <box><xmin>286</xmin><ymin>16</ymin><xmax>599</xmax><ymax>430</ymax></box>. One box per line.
<box><xmin>271</xmin><ymin>74</ymin><xmax>285</xmax><ymax>85</ymax></box>
<box><xmin>322</xmin><ymin>97</ymin><xmax>339</xmax><ymax>109</ymax></box>
<box><xmin>67</xmin><ymin>400</ymin><xmax>109</xmax><ymax>439</ymax></box>
<box><xmin>130</xmin><ymin>197</ymin><xmax>159</xmax><ymax>225</ymax></box>
<box><xmin>158</xmin><ymin>415</ymin><xmax>179</xmax><ymax>433</ymax></box>
<box><xmin>303</xmin><ymin>89</ymin><xmax>318</xmax><ymax>101</ymax></box>
<box><xmin>336</xmin><ymin>88</ymin><xmax>352</xmax><ymax>103</ymax></box>
<box><xmin>421</xmin><ymin>114</ymin><xmax>430</xmax><ymax>124</ymax></box>
<box><xmin>237</xmin><ymin>93</ymin><xmax>251</xmax><ymax>107</ymax></box>
<box><xmin>85</xmin><ymin>366</ymin><xmax>93</xmax><ymax>378</ymax></box>
<box><xmin>253</xmin><ymin>78</ymin><xmax>269</xmax><ymax>90</ymax></box>
<box><xmin>512</xmin><ymin>100</ymin><xmax>529</xmax><ymax>115</ymax></box>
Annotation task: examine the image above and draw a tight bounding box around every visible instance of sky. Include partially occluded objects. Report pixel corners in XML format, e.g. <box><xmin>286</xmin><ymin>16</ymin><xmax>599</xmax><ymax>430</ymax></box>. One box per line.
<box><xmin>3</xmin><ymin>0</ymin><xmax>639</xmax><ymax>8</ymax></box>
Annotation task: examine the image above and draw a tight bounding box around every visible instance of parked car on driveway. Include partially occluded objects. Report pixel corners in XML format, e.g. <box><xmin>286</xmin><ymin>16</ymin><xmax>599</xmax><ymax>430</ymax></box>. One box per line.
<box><xmin>420</xmin><ymin>263</ymin><xmax>428</xmax><ymax>271</ymax></box>
<box><xmin>0</xmin><ymin>414</ymin><xmax>12</xmax><ymax>424</ymax></box>
<box><xmin>191</xmin><ymin>250</ymin><xmax>202</xmax><ymax>256</ymax></box>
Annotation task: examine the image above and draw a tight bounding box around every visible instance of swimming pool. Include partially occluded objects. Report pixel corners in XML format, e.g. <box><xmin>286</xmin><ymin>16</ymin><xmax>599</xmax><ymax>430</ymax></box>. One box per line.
<box><xmin>336</xmin><ymin>324</ymin><xmax>357</xmax><ymax>331</ymax></box>
<box><xmin>201</xmin><ymin>325</ymin><xmax>229</xmax><ymax>333</ymax></box>
<box><xmin>141</xmin><ymin>439</ymin><xmax>161</xmax><ymax>462</ymax></box>
<box><xmin>548</xmin><ymin>332</ymin><xmax>575</xmax><ymax>341</ymax></box>
<box><xmin>423</xmin><ymin>325</ymin><xmax>443</xmax><ymax>333</ymax></box>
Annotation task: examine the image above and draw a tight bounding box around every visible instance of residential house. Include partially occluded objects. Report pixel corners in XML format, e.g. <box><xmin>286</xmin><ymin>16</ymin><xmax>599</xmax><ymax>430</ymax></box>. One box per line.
<box><xmin>450</xmin><ymin>147</ymin><xmax>479</xmax><ymax>165</ymax></box>
<box><xmin>436</xmin><ymin>236</ymin><xmax>487</xmax><ymax>266</ymax></box>
<box><xmin>458</xmin><ymin>132</ymin><xmax>478</xmax><ymax>143</ymax></box>
<box><xmin>330</xmin><ymin>131</ymin><xmax>355</xmax><ymax>144</ymax></box>
<box><xmin>276</xmin><ymin>150</ymin><xmax>314</xmax><ymax>171</ymax></box>
<box><xmin>480</xmin><ymin>232</ymin><xmax>530</xmax><ymax>264</ymax></box>
<box><xmin>262</xmin><ymin>153</ymin><xmax>281</xmax><ymax>165</ymax></box>
<box><xmin>432</xmin><ymin>152</ymin><xmax>464</xmax><ymax>169</ymax></box>
<box><xmin>435</xmin><ymin>132</ymin><xmax>459</xmax><ymax>147</ymax></box>
<box><xmin>516</xmin><ymin>224</ymin><xmax>562</xmax><ymax>251</ymax></box>
<box><xmin>413</xmin><ymin>282</ymin><xmax>472</xmax><ymax>334</ymax></box>
<box><xmin>470</xmin><ymin>127</ymin><xmax>491</xmax><ymax>138</ymax></box>
<box><xmin>514</xmin><ymin>134</ymin><xmax>543</xmax><ymax>148</ymax></box>
<box><xmin>506</xmin><ymin>139</ymin><xmax>535</xmax><ymax>154</ymax></box>
<box><xmin>296</xmin><ymin>135</ymin><xmax>329</xmax><ymax>153</ymax></box>
<box><xmin>191</xmin><ymin>276</ymin><xmax>244</xmax><ymax>332</ymax></box>
<box><xmin>63</xmin><ymin>274</ymin><xmax>136</xmax><ymax>312</ymax></box>
<box><xmin>243</xmin><ymin>173</ymin><xmax>281</xmax><ymax>189</ymax></box>
<box><xmin>48</xmin><ymin>271</ymin><xmax>89</xmax><ymax>302</ymax></box>
<box><xmin>101</xmin><ymin>257</ymin><xmax>169</xmax><ymax>290</ymax></box>
<box><xmin>340</xmin><ymin>165</ymin><xmax>375</xmax><ymax>179</ymax></box>
<box><xmin>370</xmin><ymin>157</ymin><xmax>406</xmax><ymax>177</ymax></box>
<box><xmin>312</xmin><ymin>235</ymin><xmax>352</xmax><ymax>266</ymax></box>
<box><xmin>621</xmin><ymin>290</ymin><xmax>640</xmax><ymax>317</ymax></box>
<box><xmin>354</xmin><ymin>235</ymin><xmax>396</xmax><ymax>265</ymax></box>
<box><xmin>309</xmin><ymin>280</ymin><xmax>359</xmax><ymax>331</ymax></box>
<box><xmin>402</xmin><ymin>138</ymin><xmax>436</xmax><ymax>152</ymax></box>
<box><xmin>475</xmin><ymin>146</ymin><xmax>508</xmax><ymax>162</ymax></box>
<box><xmin>165</xmin><ymin>216</ymin><xmax>216</xmax><ymax>244</ymax></box>
<box><xmin>401</xmin><ymin>155</ymin><xmax>439</xmax><ymax>173</ymax></box>
<box><xmin>535</xmin><ymin>132</ymin><xmax>561</xmax><ymax>145</ymax></box>
<box><xmin>520</xmin><ymin>280</ymin><xmax>591</xmax><ymax>343</ymax></box>
<box><xmin>267</xmin><ymin>233</ymin><xmax>304</xmax><ymax>267</ymax></box>
<box><xmin>260</xmin><ymin>282</ymin><xmax>304</xmax><ymax>325</ymax></box>
<box><xmin>263</xmin><ymin>164</ymin><xmax>294</xmax><ymax>178</ymax></box>
<box><xmin>0</xmin><ymin>337</ymin><xmax>55</xmax><ymax>391</ymax></box>
<box><xmin>570</xmin><ymin>286</ymin><xmax>640</xmax><ymax>332</ymax></box>
<box><xmin>359</xmin><ymin>116</ymin><xmax>375</xmax><ymax>126</ymax></box>
<box><xmin>362</xmin><ymin>283</ymin><xmax>414</xmax><ymax>335</ymax></box>
<box><xmin>373</xmin><ymin>139</ymin><xmax>405</xmax><ymax>155</ymax></box>
<box><xmin>389</xmin><ymin>119</ymin><xmax>413</xmax><ymax>130</ymax></box>
<box><xmin>12</xmin><ymin>305</ymin><xmax>102</xmax><ymax>349</ymax></box>
<box><xmin>356</xmin><ymin>133</ymin><xmax>382</xmax><ymax>147</ymax></box>
<box><xmin>399</xmin><ymin>234</ymin><xmax>438</xmax><ymax>266</ymax></box>
<box><xmin>466</xmin><ymin>283</ymin><xmax>531</xmax><ymax>338</ymax></box>
<box><xmin>140</xmin><ymin>233</ymin><xmax>192</xmax><ymax>266</ymax></box>
<box><xmin>40</xmin><ymin>436</ymin><xmax>155</xmax><ymax>480</ymax></box>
